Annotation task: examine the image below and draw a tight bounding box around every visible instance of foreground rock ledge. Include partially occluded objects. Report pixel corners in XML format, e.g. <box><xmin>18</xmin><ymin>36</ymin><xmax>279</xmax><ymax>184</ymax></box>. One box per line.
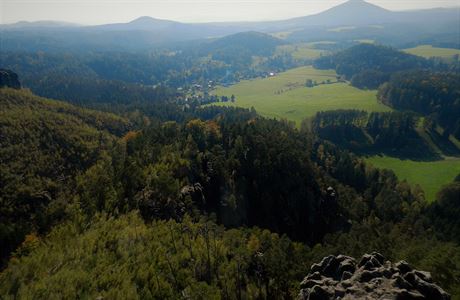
<box><xmin>299</xmin><ymin>252</ymin><xmax>451</xmax><ymax>300</ymax></box>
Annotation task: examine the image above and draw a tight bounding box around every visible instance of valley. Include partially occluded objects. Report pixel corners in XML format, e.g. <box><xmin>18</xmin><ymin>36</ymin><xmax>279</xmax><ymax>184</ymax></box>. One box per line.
<box><xmin>212</xmin><ymin>66</ymin><xmax>390</xmax><ymax>125</ymax></box>
<box><xmin>1</xmin><ymin>0</ymin><xmax>460</xmax><ymax>298</ymax></box>
<box><xmin>212</xmin><ymin>56</ymin><xmax>460</xmax><ymax>201</ymax></box>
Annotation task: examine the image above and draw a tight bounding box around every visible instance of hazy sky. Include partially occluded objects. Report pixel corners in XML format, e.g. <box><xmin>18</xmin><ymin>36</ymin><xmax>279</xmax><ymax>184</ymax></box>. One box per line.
<box><xmin>1</xmin><ymin>0</ymin><xmax>459</xmax><ymax>25</ymax></box>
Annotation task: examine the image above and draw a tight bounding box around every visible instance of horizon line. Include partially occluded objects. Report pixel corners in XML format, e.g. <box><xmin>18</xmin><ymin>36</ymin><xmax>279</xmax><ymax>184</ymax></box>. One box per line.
<box><xmin>1</xmin><ymin>0</ymin><xmax>459</xmax><ymax>26</ymax></box>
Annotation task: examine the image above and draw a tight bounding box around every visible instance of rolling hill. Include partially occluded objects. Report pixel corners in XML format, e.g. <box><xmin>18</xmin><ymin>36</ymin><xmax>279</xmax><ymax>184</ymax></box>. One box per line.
<box><xmin>92</xmin><ymin>16</ymin><xmax>180</xmax><ymax>31</ymax></box>
<box><xmin>199</xmin><ymin>31</ymin><xmax>285</xmax><ymax>61</ymax></box>
<box><xmin>1</xmin><ymin>0</ymin><xmax>458</xmax><ymax>51</ymax></box>
<box><xmin>0</xmin><ymin>87</ymin><xmax>130</xmax><ymax>264</ymax></box>
<box><xmin>279</xmin><ymin>0</ymin><xmax>394</xmax><ymax>28</ymax></box>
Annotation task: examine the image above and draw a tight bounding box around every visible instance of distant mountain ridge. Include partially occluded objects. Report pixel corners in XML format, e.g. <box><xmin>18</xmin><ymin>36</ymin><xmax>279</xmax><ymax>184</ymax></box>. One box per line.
<box><xmin>0</xmin><ymin>20</ymin><xmax>80</xmax><ymax>29</ymax></box>
<box><xmin>91</xmin><ymin>16</ymin><xmax>181</xmax><ymax>31</ymax></box>
<box><xmin>1</xmin><ymin>0</ymin><xmax>458</xmax><ymax>50</ymax></box>
<box><xmin>3</xmin><ymin>0</ymin><xmax>458</xmax><ymax>31</ymax></box>
<box><xmin>280</xmin><ymin>0</ymin><xmax>394</xmax><ymax>27</ymax></box>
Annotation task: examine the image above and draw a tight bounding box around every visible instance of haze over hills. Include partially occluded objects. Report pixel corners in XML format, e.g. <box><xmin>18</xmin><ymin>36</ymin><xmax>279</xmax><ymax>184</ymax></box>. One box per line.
<box><xmin>0</xmin><ymin>0</ymin><xmax>458</xmax><ymax>52</ymax></box>
<box><xmin>281</xmin><ymin>0</ymin><xmax>459</xmax><ymax>27</ymax></box>
<box><xmin>2</xmin><ymin>0</ymin><xmax>458</xmax><ymax>33</ymax></box>
<box><xmin>0</xmin><ymin>20</ymin><xmax>80</xmax><ymax>29</ymax></box>
<box><xmin>272</xmin><ymin>0</ymin><xmax>394</xmax><ymax>28</ymax></box>
<box><xmin>91</xmin><ymin>16</ymin><xmax>181</xmax><ymax>31</ymax></box>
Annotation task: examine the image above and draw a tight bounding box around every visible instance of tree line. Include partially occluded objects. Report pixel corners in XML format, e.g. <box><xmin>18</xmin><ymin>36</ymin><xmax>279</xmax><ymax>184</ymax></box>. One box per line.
<box><xmin>314</xmin><ymin>43</ymin><xmax>459</xmax><ymax>89</ymax></box>
<box><xmin>379</xmin><ymin>70</ymin><xmax>460</xmax><ymax>140</ymax></box>
<box><xmin>311</xmin><ymin>110</ymin><xmax>439</xmax><ymax>159</ymax></box>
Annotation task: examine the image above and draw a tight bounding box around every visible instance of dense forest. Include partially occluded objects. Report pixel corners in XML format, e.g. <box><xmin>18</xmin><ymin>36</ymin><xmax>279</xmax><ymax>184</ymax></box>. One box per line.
<box><xmin>311</xmin><ymin>110</ymin><xmax>439</xmax><ymax>159</ymax></box>
<box><xmin>1</xmin><ymin>6</ymin><xmax>460</xmax><ymax>296</ymax></box>
<box><xmin>196</xmin><ymin>32</ymin><xmax>287</xmax><ymax>68</ymax></box>
<box><xmin>312</xmin><ymin>45</ymin><xmax>460</xmax><ymax>161</ymax></box>
<box><xmin>0</xmin><ymin>33</ymin><xmax>297</xmax><ymax>109</ymax></box>
<box><xmin>379</xmin><ymin>70</ymin><xmax>460</xmax><ymax>139</ymax></box>
<box><xmin>1</xmin><ymin>80</ymin><xmax>460</xmax><ymax>297</ymax></box>
<box><xmin>313</xmin><ymin>44</ymin><xmax>428</xmax><ymax>89</ymax></box>
<box><xmin>313</xmin><ymin>43</ymin><xmax>458</xmax><ymax>89</ymax></box>
<box><xmin>0</xmin><ymin>88</ymin><xmax>130</xmax><ymax>264</ymax></box>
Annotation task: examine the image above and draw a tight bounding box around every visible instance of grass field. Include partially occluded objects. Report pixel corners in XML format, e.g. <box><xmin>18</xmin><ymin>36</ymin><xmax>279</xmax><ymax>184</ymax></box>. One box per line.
<box><xmin>212</xmin><ymin>66</ymin><xmax>390</xmax><ymax>125</ymax></box>
<box><xmin>271</xmin><ymin>31</ymin><xmax>295</xmax><ymax>39</ymax></box>
<box><xmin>276</xmin><ymin>44</ymin><xmax>326</xmax><ymax>60</ymax></box>
<box><xmin>355</xmin><ymin>39</ymin><xmax>375</xmax><ymax>44</ymax></box>
<box><xmin>328</xmin><ymin>26</ymin><xmax>356</xmax><ymax>32</ymax></box>
<box><xmin>305</xmin><ymin>41</ymin><xmax>336</xmax><ymax>46</ymax></box>
<box><xmin>403</xmin><ymin>45</ymin><xmax>460</xmax><ymax>59</ymax></box>
<box><xmin>365</xmin><ymin>156</ymin><xmax>460</xmax><ymax>201</ymax></box>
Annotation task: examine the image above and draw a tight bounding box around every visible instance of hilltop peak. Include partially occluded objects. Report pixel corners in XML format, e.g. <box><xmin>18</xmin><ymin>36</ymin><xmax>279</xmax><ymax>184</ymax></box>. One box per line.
<box><xmin>288</xmin><ymin>0</ymin><xmax>392</xmax><ymax>26</ymax></box>
<box><xmin>129</xmin><ymin>16</ymin><xmax>174</xmax><ymax>24</ymax></box>
<box><xmin>334</xmin><ymin>0</ymin><xmax>389</xmax><ymax>11</ymax></box>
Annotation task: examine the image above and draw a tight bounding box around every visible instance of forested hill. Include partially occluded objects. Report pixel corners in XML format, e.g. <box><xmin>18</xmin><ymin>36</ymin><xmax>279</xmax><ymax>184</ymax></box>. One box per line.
<box><xmin>0</xmin><ymin>44</ymin><xmax>294</xmax><ymax>107</ymax></box>
<box><xmin>1</xmin><ymin>85</ymin><xmax>460</xmax><ymax>297</ymax></box>
<box><xmin>310</xmin><ymin>44</ymin><xmax>460</xmax><ymax>159</ymax></box>
<box><xmin>311</xmin><ymin>110</ymin><xmax>439</xmax><ymax>159</ymax></box>
<box><xmin>1</xmin><ymin>53</ymin><xmax>460</xmax><ymax>297</ymax></box>
<box><xmin>194</xmin><ymin>31</ymin><xmax>286</xmax><ymax>67</ymax></box>
<box><xmin>314</xmin><ymin>43</ymin><xmax>431</xmax><ymax>89</ymax></box>
<box><xmin>203</xmin><ymin>31</ymin><xmax>285</xmax><ymax>57</ymax></box>
<box><xmin>0</xmin><ymin>87</ymin><xmax>130</xmax><ymax>265</ymax></box>
<box><xmin>379</xmin><ymin>71</ymin><xmax>460</xmax><ymax>139</ymax></box>
<box><xmin>0</xmin><ymin>88</ymin><xmax>130</xmax><ymax>135</ymax></box>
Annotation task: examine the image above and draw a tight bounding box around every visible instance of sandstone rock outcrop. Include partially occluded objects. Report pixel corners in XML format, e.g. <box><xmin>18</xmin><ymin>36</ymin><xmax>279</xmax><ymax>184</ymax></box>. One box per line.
<box><xmin>299</xmin><ymin>252</ymin><xmax>450</xmax><ymax>300</ymax></box>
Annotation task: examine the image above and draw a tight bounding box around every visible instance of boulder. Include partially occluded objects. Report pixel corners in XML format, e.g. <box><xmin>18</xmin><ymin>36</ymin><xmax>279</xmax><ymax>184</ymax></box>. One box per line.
<box><xmin>298</xmin><ymin>253</ymin><xmax>451</xmax><ymax>300</ymax></box>
<box><xmin>395</xmin><ymin>261</ymin><xmax>412</xmax><ymax>274</ymax></box>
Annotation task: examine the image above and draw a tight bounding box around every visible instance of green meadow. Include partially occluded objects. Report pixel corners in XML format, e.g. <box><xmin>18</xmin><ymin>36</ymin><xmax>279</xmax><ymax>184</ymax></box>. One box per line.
<box><xmin>366</xmin><ymin>156</ymin><xmax>460</xmax><ymax>202</ymax></box>
<box><xmin>327</xmin><ymin>26</ymin><xmax>356</xmax><ymax>32</ymax></box>
<box><xmin>276</xmin><ymin>44</ymin><xmax>326</xmax><ymax>60</ymax></box>
<box><xmin>355</xmin><ymin>39</ymin><xmax>375</xmax><ymax>44</ymax></box>
<box><xmin>271</xmin><ymin>31</ymin><xmax>295</xmax><ymax>39</ymax></box>
<box><xmin>403</xmin><ymin>45</ymin><xmax>460</xmax><ymax>59</ymax></box>
<box><xmin>212</xmin><ymin>66</ymin><xmax>390</xmax><ymax>125</ymax></box>
<box><xmin>212</xmin><ymin>66</ymin><xmax>459</xmax><ymax>201</ymax></box>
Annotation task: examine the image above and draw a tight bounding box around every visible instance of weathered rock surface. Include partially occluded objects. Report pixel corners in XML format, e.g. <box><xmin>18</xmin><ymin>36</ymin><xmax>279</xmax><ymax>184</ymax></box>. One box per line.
<box><xmin>299</xmin><ymin>252</ymin><xmax>450</xmax><ymax>300</ymax></box>
<box><xmin>0</xmin><ymin>69</ymin><xmax>21</xmax><ymax>89</ymax></box>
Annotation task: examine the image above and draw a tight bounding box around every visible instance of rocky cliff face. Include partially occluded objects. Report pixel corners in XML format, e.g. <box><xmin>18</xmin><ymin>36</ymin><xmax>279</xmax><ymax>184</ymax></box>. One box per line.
<box><xmin>299</xmin><ymin>252</ymin><xmax>451</xmax><ymax>300</ymax></box>
<box><xmin>0</xmin><ymin>69</ymin><xmax>21</xmax><ymax>89</ymax></box>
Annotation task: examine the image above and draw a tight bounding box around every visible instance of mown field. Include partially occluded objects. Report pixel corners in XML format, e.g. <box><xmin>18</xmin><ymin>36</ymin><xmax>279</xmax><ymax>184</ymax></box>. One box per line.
<box><xmin>403</xmin><ymin>45</ymin><xmax>460</xmax><ymax>59</ymax></box>
<box><xmin>366</xmin><ymin>156</ymin><xmax>460</xmax><ymax>202</ymax></box>
<box><xmin>327</xmin><ymin>26</ymin><xmax>356</xmax><ymax>32</ymax></box>
<box><xmin>212</xmin><ymin>66</ymin><xmax>390</xmax><ymax>125</ymax></box>
<box><xmin>275</xmin><ymin>44</ymin><xmax>326</xmax><ymax>60</ymax></box>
